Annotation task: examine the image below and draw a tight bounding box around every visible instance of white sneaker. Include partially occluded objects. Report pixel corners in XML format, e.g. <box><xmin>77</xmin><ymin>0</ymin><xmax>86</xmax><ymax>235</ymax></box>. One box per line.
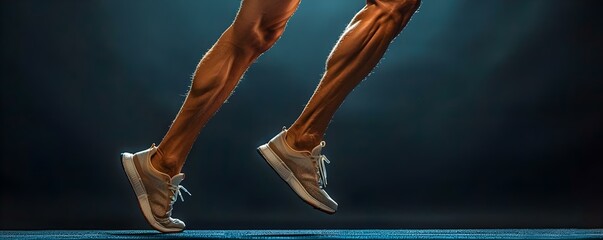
<box><xmin>121</xmin><ymin>144</ymin><xmax>191</xmax><ymax>233</ymax></box>
<box><xmin>257</xmin><ymin>127</ymin><xmax>338</xmax><ymax>214</ymax></box>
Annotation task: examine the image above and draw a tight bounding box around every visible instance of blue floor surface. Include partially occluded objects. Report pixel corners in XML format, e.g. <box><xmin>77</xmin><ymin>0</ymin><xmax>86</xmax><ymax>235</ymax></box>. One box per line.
<box><xmin>1</xmin><ymin>229</ymin><xmax>602</xmax><ymax>240</ymax></box>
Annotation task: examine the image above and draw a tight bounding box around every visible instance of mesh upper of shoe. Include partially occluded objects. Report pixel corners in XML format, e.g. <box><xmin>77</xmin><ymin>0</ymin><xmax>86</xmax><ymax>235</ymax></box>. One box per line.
<box><xmin>267</xmin><ymin>128</ymin><xmax>337</xmax><ymax>210</ymax></box>
<box><xmin>132</xmin><ymin>145</ymin><xmax>190</xmax><ymax>226</ymax></box>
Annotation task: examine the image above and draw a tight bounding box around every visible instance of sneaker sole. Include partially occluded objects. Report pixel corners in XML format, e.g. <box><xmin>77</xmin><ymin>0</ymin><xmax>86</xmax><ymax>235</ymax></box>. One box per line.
<box><xmin>257</xmin><ymin>144</ymin><xmax>336</xmax><ymax>214</ymax></box>
<box><xmin>121</xmin><ymin>153</ymin><xmax>184</xmax><ymax>233</ymax></box>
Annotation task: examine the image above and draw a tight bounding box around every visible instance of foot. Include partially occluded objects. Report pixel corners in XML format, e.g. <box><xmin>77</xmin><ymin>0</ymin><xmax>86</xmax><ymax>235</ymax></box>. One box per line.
<box><xmin>121</xmin><ymin>144</ymin><xmax>191</xmax><ymax>233</ymax></box>
<box><xmin>257</xmin><ymin>127</ymin><xmax>338</xmax><ymax>214</ymax></box>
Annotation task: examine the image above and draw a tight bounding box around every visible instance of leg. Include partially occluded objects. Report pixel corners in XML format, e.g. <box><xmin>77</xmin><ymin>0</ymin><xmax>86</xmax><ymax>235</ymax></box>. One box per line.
<box><xmin>286</xmin><ymin>0</ymin><xmax>421</xmax><ymax>151</ymax></box>
<box><xmin>154</xmin><ymin>0</ymin><xmax>301</xmax><ymax>176</ymax></box>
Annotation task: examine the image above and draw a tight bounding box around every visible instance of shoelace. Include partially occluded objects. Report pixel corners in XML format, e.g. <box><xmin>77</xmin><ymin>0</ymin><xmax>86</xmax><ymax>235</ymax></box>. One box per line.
<box><xmin>169</xmin><ymin>184</ymin><xmax>191</xmax><ymax>202</ymax></box>
<box><xmin>313</xmin><ymin>141</ymin><xmax>331</xmax><ymax>189</ymax></box>
<box><xmin>166</xmin><ymin>184</ymin><xmax>191</xmax><ymax>216</ymax></box>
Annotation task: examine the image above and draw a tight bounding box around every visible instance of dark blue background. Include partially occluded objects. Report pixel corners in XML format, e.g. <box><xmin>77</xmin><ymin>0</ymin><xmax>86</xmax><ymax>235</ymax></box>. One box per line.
<box><xmin>1</xmin><ymin>0</ymin><xmax>602</xmax><ymax>229</ymax></box>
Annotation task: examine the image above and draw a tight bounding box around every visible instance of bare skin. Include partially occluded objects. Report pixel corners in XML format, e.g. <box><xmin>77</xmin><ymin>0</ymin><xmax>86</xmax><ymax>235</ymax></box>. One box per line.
<box><xmin>151</xmin><ymin>0</ymin><xmax>420</xmax><ymax>177</ymax></box>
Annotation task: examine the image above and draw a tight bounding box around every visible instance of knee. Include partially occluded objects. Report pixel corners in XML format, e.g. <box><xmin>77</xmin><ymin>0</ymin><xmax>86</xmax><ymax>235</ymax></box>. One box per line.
<box><xmin>369</xmin><ymin>0</ymin><xmax>421</xmax><ymax>10</ymax></box>
<box><xmin>230</xmin><ymin>20</ymin><xmax>288</xmax><ymax>54</ymax></box>
<box><xmin>369</xmin><ymin>0</ymin><xmax>421</xmax><ymax>22</ymax></box>
<box><xmin>232</xmin><ymin>1</ymin><xmax>300</xmax><ymax>53</ymax></box>
<box><xmin>251</xmin><ymin>22</ymin><xmax>288</xmax><ymax>53</ymax></box>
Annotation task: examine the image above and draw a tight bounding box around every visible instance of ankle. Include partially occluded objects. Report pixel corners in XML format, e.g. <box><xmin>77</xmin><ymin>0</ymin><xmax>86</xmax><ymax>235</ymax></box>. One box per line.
<box><xmin>150</xmin><ymin>147</ymin><xmax>182</xmax><ymax>177</ymax></box>
<box><xmin>285</xmin><ymin>127</ymin><xmax>323</xmax><ymax>152</ymax></box>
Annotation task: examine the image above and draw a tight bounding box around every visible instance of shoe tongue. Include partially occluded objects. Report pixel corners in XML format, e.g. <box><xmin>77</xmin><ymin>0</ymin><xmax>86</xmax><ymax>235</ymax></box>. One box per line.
<box><xmin>170</xmin><ymin>173</ymin><xmax>185</xmax><ymax>185</ymax></box>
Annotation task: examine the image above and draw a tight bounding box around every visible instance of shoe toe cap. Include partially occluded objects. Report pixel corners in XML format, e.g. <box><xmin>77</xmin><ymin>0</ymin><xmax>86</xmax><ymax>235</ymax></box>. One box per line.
<box><xmin>169</xmin><ymin>218</ymin><xmax>186</xmax><ymax>229</ymax></box>
<box><xmin>324</xmin><ymin>197</ymin><xmax>338</xmax><ymax>213</ymax></box>
<box><xmin>314</xmin><ymin>189</ymin><xmax>338</xmax><ymax>213</ymax></box>
<box><xmin>156</xmin><ymin>217</ymin><xmax>185</xmax><ymax>232</ymax></box>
